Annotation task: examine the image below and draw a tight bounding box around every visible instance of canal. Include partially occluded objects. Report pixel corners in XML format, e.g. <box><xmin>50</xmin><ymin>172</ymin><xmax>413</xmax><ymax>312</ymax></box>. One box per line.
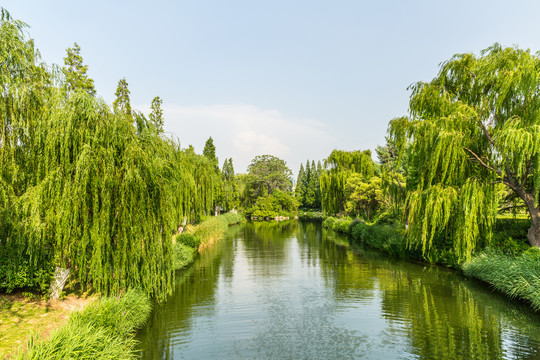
<box><xmin>136</xmin><ymin>221</ymin><xmax>540</xmax><ymax>359</ymax></box>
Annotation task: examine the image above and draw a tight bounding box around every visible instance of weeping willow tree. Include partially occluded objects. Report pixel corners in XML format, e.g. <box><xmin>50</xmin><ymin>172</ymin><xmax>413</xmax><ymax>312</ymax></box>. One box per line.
<box><xmin>320</xmin><ymin>149</ymin><xmax>375</xmax><ymax>215</ymax></box>
<box><xmin>390</xmin><ymin>43</ymin><xmax>540</xmax><ymax>261</ymax></box>
<box><xmin>0</xmin><ymin>10</ymin><xmax>218</xmax><ymax>298</ymax></box>
<box><xmin>0</xmin><ymin>9</ymin><xmax>53</xmax><ymax>292</ymax></box>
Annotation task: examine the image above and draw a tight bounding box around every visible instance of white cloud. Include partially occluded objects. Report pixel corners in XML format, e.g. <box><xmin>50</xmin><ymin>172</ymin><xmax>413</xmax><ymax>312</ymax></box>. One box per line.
<box><xmin>136</xmin><ymin>103</ymin><xmax>335</xmax><ymax>174</ymax></box>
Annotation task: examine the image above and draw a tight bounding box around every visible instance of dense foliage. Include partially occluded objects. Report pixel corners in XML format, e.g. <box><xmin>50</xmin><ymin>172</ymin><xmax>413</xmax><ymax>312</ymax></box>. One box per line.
<box><xmin>319</xmin><ymin>150</ymin><xmax>377</xmax><ymax>215</ymax></box>
<box><xmin>295</xmin><ymin>160</ymin><xmax>322</xmax><ymax>210</ymax></box>
<box><xmin>242</xmin><ymin>155</ymin><xmax>298</xmax><ymax>218</ymax></box>
<box><xmin>390</xmin><ymin>43</ymin><xmax>540</xmax><ymax>260</ymax></box>
<box><xmin>0</xmin><ymin>11</ymin><xmax>219</xmax><ymax>298</ymax></box>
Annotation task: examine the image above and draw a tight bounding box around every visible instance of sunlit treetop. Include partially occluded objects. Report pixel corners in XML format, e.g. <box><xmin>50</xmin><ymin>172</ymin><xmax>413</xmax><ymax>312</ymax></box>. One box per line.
<box><xmin>62</xmin><ymin>43</ymin><xmax>95</xmax><ymax>96</ymax></box>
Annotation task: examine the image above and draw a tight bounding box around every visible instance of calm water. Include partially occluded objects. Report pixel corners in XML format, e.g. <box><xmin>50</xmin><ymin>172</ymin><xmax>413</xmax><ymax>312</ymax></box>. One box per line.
<box><xmin>137</xmin><ymin>221</ymin><xmax>540</xmax><ymax>359</ymax></box>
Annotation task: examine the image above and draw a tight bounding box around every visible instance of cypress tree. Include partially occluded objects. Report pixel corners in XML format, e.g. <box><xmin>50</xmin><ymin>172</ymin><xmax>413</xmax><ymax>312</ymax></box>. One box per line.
<box><xmin>149</xmin><ymin>96</ymin><xmax>164</xmax><ymax>134</ymax></box>
<box><xmin>295</xmin><ymin>163</ymin><xmax>306</xmax><ymax>207</ymax></box>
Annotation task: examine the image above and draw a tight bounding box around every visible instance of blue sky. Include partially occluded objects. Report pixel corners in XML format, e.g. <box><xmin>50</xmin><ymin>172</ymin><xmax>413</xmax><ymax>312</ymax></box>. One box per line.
<box><xmin>4</xmin><ymin>0</ymin><xmax>540</xmax><ymax>174</ymax></box>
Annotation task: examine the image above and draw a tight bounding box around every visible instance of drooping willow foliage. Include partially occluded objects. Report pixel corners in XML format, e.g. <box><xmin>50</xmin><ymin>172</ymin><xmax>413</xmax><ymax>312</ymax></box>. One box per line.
<box><xmin>320</xmin><ymin>150</ymin><xmax>375</xmax><ymax>215</ymax></box>
<box><xmin>390</xmin><ymin>43</ymin><xmax>540</xmax><ymax>261</ymax></box>
<box><xmin>0</xmin><ymin>11</ymin><xmax>217</xmax><ymax>298</ymax></box>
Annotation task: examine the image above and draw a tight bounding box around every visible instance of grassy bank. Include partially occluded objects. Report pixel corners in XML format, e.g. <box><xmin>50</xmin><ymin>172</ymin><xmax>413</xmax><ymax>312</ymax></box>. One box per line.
<box><xmin>462</xmin><ymin>249</ymin><xmax>540</xmax><ymax>311</ymax></box>
<box><xmin>15</xmin><ymin>289</ymin><xmax>151</xmax><ymax>359</ymax></box>
<box><xmin>0</xmin><ymin>294</ymin><xmax>93</xmax><ymax>358</ymax></box>
<box><xmin>172</xmin><ymin>212</ymin><xmax>245</xmax><ymax>269</ymax></box>
<box><xmin>319</xmin><ymin>215</ymin><xmax>540</xmax><ymax>312</ymax></box>
<box><xmin>322</xmin><ymin>216</ymin><xmax>417</xmax><ymax>259</ymax></box>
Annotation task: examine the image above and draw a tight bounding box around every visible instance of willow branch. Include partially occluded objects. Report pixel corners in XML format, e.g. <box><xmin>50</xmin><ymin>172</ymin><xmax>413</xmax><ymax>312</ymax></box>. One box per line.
<box><xmin>464</xmin><ymin>147</ymin><xmax>501</xmax><ymax>176</ymax></box>
<box><xmin>479</xmin><ymin>118</ymin><xmax>496</xmax><ymax>147</ymax></box>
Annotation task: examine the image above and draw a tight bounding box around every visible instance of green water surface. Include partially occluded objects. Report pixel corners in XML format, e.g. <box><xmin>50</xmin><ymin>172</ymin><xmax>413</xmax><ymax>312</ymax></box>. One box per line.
<box><xmin>136</xmin><ymin>221</ymin><xmax>540</xmax><ymax>359</ymax></box>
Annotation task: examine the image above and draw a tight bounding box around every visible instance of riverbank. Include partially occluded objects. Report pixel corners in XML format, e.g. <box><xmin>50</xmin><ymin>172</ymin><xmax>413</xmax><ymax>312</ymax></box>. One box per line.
<box><xmin>172</xmin><ymin>212</ymin><xmax>246</xmax><ymax>269</ymax></box>
<box><xmin>316</xmin><ymin>214</ymin><xmax>540</xmax><ymax>312</ymax></box>
<box><xmin>5</xmin><ymin>212</ymin><xmax>245</xmax><ymax>359</ymax></box>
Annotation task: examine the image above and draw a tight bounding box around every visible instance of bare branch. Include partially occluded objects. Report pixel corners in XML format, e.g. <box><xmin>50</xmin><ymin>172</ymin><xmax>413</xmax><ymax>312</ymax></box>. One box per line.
<box><xmin>463</xmin><ymin>147</ymin><xmax>501</xmax><ymax>175</ymax></box>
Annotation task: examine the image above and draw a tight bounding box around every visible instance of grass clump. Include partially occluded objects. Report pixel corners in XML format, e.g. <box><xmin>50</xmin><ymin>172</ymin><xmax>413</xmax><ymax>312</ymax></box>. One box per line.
<box><xmin>322</xmin><ymin>217</ymin><xmax>351</xmax><ymax>234</ymax></box>
<box><xmin>20</xmin><ymin>322</ymin><xmax>136</xmax><ymax>360</ymax></box>
<box><xmin>17</xmin><ymin>289</ymin><xmax>151</xmax><ymax>359</ymax></box>
<box><xmin>177</xmin><ymin>233</ymin><xmax>201</xmax><ymax>249</ymax></box>
<box><xmin>462</xmin><ymin>248</ymin><xmax>540</xmax><ymax>311</ymax></box>
<box><xmin>171</xmin><ymin>212</ymin><xmax>245</xmax><ymax>268</ymax></box>
<box><xmin>173</xmin><ymin>242</ymin><xmax>196</xmax><ymax>270</ymax></box>
<box><xmin>70</xmin><ymin>289</ymin><xmax>151</xmax><ymax>338</ymax></box>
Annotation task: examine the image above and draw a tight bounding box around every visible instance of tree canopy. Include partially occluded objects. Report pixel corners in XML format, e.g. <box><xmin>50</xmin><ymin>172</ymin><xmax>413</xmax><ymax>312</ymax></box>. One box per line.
<box><xmin>246</xmin><ymin>155</ymin><xmax>293</xmax><ymax>199</ymax></box>
<box><xmin>320</xmin><ymin>150</ymin><xmax>375</xmax><ymax>215</ymax></box>
<box><xmin>390</xmin><ymin>43</ymin><xmax>540</xmax><ymax>260</ymax></box>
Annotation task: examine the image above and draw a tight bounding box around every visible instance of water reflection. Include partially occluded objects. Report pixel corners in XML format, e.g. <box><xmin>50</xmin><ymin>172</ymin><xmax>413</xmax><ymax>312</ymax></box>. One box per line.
<box><xmin>137</xmin><ymin>221</ymin><xmax>540</xmax><ymax>359</ymax></box>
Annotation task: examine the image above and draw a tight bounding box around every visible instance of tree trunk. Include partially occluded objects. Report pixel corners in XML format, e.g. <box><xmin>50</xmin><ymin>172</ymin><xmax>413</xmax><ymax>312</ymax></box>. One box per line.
<box><xmin>519</xmin><ymin>190</ymin><xmax>540</xmax><ymax>248</ymax></box>
<box><xmin>49</xmin><ymin>267</ymin><xmax>70</xmax><ymax>300</ymax></box>
<box><xmin>527</xmin><ymin>208</ymin><xmax>540</xmax><ymax>248</ymax></box>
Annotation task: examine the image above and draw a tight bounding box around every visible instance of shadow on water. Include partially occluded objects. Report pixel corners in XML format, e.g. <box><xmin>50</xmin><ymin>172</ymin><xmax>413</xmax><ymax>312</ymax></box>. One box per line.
<box><xmin>137</xmin><ymin>221</ymin><xmax>540</xmax><ymax>359</ymax></box>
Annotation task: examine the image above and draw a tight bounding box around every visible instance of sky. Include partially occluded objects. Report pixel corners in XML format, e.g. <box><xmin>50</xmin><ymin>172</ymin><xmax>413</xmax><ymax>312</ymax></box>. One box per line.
<box><xmin>4</xmin><ymin>0</ymin><xmax>540</xmax><ymax>175</ymax></box>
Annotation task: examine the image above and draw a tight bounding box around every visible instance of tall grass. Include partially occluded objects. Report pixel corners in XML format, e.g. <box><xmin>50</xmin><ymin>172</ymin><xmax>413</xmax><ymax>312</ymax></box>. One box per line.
<box><xmin>17</xmin><ymin>289</ymin><xmax>151</xmax><ymax>359</ymax></box>
<box><xmin>462</xmin><ymin>249</ymin><xmax>540</xmax><ymax>310</ymax></box>
<box><xmin>171</xmin><ymin>212</ymin><xmax>245</xmax><ymax>268</ymax></box>
<box><xmin>192</xmin><ymin>212</ymin><xmax>245</xmax><ymax>250</ymax></box>
<box><xmin>350</xmin><ymin>222</ymin><xmax>413</xmax><ymax>258</ymax></box>
<box><xmin>71</xmin><ymin>289</ymin><xmax>152</xmax><ymax>338</ymax></box>
<box><xmin>20</xmin><ymin>322</ymin><xmax>136</xmax><ymax>360</ymax></box>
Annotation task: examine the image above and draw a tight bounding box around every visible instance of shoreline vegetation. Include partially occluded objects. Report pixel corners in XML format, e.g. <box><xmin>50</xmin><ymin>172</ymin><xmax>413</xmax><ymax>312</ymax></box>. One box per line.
<box><xmin>301</xmin><ymin>212</ymin><xmax>540</xmax><ymax>312</ymax></box>
<box><xmin>4</xmin><ymin>213</ymin><xmax>244</xmax><ymax>359</ymax></box>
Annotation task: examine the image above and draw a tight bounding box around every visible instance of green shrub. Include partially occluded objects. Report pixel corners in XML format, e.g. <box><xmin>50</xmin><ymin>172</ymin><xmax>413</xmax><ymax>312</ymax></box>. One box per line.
<box><xmin>491</xmin><ymin>217</ymin><xmax>530</xmax><ymax>256</ymax></box>
<box><xmin>0</xmin><ymin>250</ymin><xmax>54</xmax><ymax>294</ymax></box>
<box><xmin>462</xmin><ymin>249</ymin><xmax>540</xmax><ymax>311</ymax></box>
<box><xmin>333</xmin><ymin>218</ymin><xmax>352</xmax><ymax>234</ymax></box>
<box><xmin>349</xmin><ymin>221</ymin><xmax>411</xmax><ymax>258</ymax></box>
<box><xmin>178</xmin><ymin>233</ymin><xmax>201</xmax><ymax>249</ymax></box>
<box><xmin>220</xmin><ymin>212</ymin><xmax>246</xmax><ymax>225</ymax></box>
<box><xmin>322</xmin><ymin>217</ymin><xmax>336</xmax><ymax>229</ymax></box>
<box><xmin>373</xmin><ymin>210</ymin><xmax>400</xmax><ymax>225</ymax></box>
<box><xmin>348</xmin><ymin>219</ymin><xmax>364</xmax><ymax>234</ymax></box>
